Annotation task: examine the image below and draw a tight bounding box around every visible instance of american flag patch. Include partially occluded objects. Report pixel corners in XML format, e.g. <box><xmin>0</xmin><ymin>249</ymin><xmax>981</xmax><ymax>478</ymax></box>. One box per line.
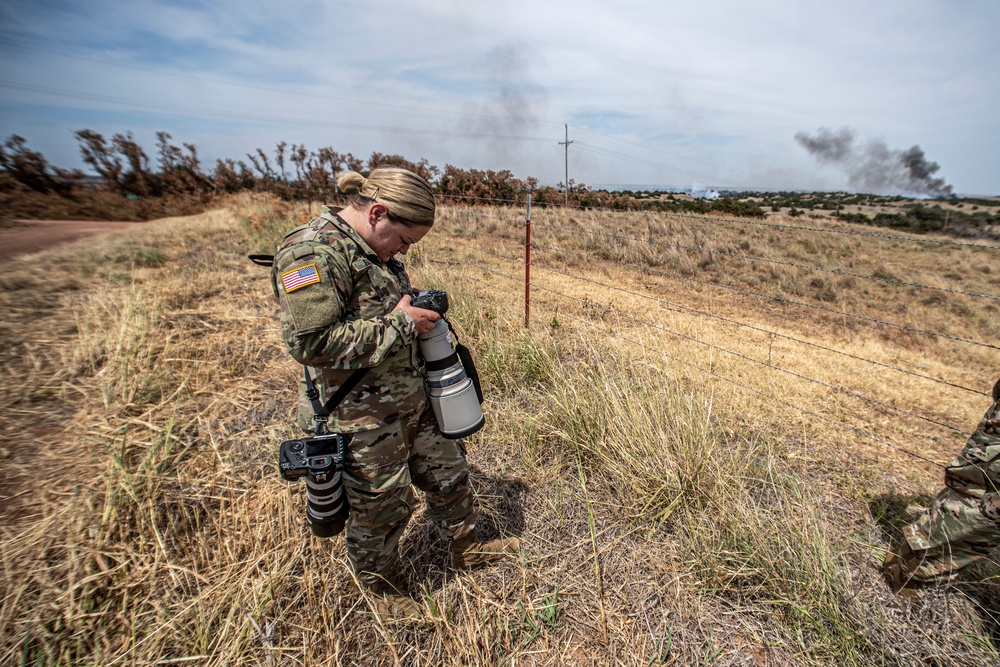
<box><xmin>281</xmin><ymin>264</ymin><xmax>321</xmax><ymax>293</ymax></box>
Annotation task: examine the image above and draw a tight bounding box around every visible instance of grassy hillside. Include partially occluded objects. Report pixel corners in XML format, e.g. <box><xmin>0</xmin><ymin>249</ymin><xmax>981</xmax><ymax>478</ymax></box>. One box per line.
<box><xmin>1</xmin><ymin>194</ymin><xmax>998</xmax><ymax>666</ymax></box>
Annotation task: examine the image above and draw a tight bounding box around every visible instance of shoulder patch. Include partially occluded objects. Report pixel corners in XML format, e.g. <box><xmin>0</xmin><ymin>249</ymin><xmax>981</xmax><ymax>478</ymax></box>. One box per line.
<box><xmin>351</xmin><ymin>256</ymin><xmax>372</xmax><ymax>272</ymax></box>
<box><xmin>281</xmin><ymin>264</ymin><xmax>321</xmax><ymax>293</ymax></box>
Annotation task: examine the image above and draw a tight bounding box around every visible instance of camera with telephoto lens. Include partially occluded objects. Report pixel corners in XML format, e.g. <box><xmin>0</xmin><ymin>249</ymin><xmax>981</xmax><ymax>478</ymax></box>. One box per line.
<box><xmin>279</xmin><ymin>433</ymin><xmax>349</xmax><ymax>538</ymax></box>
<box><xmin>410</xmin><ymin>289</ymin><xmax>449</xmax><ymax>315</ymax></box>
<box><xmin>410</xmin><ymin>289</ymin><xmax>485</xmax><ymax>439</ymax></box>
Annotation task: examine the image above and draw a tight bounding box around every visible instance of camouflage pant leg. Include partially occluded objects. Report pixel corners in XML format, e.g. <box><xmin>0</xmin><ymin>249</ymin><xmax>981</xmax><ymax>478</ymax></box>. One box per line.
<box><xmin>902</xmin><ymin>390</ymin><xmax>1000</xmax><ymax>582</ymax></box>
<box><xmin>341</xmin><ymin>418</ymin><xmax>416</xmax><ymax>588</ymax></box>
<box><xmin>408</xmin><ymin>408</ymin><xmax>478</xmax><ymax>542</ymax></box>
<box><xmin>903</xmin><ymin>487</ymin><xmax>1000</xmax><ymax>582</ymax></box>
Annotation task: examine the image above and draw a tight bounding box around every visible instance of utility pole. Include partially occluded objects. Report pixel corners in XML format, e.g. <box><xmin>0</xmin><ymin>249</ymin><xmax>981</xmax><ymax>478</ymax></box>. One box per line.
<box><xmin>559</xmin><ymin>124</ymin><xmax>573</xmax><ymax>205</ymax></box>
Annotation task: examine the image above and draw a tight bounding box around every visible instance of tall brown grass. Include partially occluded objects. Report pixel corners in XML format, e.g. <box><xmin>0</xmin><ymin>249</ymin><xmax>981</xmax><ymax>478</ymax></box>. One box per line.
<box><xmin>1</xmin><ymin>194</ymin><xmax>997</xmax><ymax>665</ymax></box>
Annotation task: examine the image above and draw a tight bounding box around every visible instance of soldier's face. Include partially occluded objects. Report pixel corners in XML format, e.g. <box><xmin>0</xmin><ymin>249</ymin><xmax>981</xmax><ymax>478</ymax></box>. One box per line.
<box><xmin>366</xmin><ymin>205</ymin><xmax>430</xmax><ymax>261</ymax></box>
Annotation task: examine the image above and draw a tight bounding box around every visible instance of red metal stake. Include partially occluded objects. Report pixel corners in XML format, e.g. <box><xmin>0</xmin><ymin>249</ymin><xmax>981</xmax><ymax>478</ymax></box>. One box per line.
<box><xmin>525</xmin><ymin>194</ymin><xmax>532</xmax><ymax>328</ymax></box>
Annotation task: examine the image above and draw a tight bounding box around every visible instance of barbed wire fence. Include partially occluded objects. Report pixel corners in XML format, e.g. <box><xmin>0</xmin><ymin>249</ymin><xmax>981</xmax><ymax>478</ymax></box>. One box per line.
<box><xmin>428</xmin><ymin>194</ymin><xmax>1000</xmax><ymax>481</ymax></box>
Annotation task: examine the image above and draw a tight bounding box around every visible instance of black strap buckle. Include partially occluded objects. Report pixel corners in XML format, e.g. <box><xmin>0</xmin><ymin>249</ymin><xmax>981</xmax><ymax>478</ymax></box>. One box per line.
<box><xmin>313</xmin><ymin>415</ymin><xmax>329</xmax><ymax>436</ymax></box>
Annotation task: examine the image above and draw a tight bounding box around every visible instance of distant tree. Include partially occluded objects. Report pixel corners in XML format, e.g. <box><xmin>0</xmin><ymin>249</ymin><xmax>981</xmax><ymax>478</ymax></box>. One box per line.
<box><xmin>75</xmin><ymin>129</ymin><xmax>123</xmax><ymax>190</ymax></box>
<box><xmin>315</xmin><ymin>147</ymin><xmax>347</xmax><ymax>179</ymax></box>
<box><xmin>212</xmin><ymin>158</ymin><xmax>256</xmax><ymax>193</ymax></box>
<box><xmin>437</xmin><ymin>164</ymin><xmax>532</xmax><ymax>203</ymax></box>
<box><xmin>711</xmin><ymin>197</ymin><xmax>765</xmax><ymax>218</ymax></box>
<box><xmin>289</xmin><ymin>144</ymin><xmax>337</xmax><ymax>201</ymax></box>
<box><xmin>155</xmin><ymin>131</ymin><xmax>209</xmax><ymax>194</ymax></box>
<box><xmin>274</xmin><ymin>141</ymin><xmax>288</xmax><ymax>183</ymax></box>
<box><xmin>345</xmin><ymin>153</ymin><xmax>365</xmax><ymax>173</ymax></box>
<box><xmin>0</xmin><ymin>134</ymin><xmax>78</xmax><ymax>194</ymax></box>
<box><xmin>156</xmin><ymin>131</ymin><xmax>183</xmax><ymax>174</ymax></box>
<box><xmin>247</xmin><ymin>146</ymin><xmax>279</xmax><ymax>185</ymax></box>
<box><xmin>112</xmin><ymin>132</ymin><xmax>153</xmax><ymax>196</ymax></box>
<box><xmin>365</xmin><ymin>152</ymin><xmax>440</xmax><ymax>183</ymax></box>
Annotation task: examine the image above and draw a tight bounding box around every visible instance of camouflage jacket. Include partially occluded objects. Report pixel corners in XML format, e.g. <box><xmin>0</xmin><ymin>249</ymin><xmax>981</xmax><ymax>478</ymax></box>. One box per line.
<box><xmin>271</xmin><ymin>207</ymin><xmax>426</xmax><ymax>433</ymax></box>
<box><xmin>944</xmin><ymin>378</ymin><xmax>1000</xmax><ymax>508</ymax></box>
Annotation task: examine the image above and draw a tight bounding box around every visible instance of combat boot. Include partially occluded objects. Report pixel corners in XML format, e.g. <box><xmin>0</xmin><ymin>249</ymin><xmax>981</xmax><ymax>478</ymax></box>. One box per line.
<box><xmin>882</xmin><ymin>540</ymin><xmax>928</xmax><ymax>596</ymax></box>
<box><xmin>366</xmin><ymin>575</ymin><xmax>423</xmax><ymax>621</ymax></box>
<box><xmin>372</xmin><ymin>592</ymin><xmax>423</xmax><ymax>620</ymax></box>
<box><xmin>451</xmin><ymin>534</ymin><xmax>520</xmax><ymax>569</ymax></box>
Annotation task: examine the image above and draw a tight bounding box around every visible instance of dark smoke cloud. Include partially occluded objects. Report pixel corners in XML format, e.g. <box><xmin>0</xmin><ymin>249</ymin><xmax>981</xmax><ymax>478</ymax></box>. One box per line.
<box><xmin>795</xmin><ymin>126</ymin><xmax>953</xmax><ymax>197</ymax></box>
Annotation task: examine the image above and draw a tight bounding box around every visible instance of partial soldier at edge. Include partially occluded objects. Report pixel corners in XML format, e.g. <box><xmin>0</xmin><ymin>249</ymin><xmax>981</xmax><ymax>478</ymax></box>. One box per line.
<box><xmin>883</xmin><ymin>377</ymin><xmax>1000</xmax><ymax>593</ymax></box>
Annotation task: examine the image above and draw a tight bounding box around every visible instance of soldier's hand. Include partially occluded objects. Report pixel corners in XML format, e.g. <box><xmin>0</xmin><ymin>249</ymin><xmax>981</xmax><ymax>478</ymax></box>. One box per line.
<box><xmin>397</xmin><ymin>294</ymin><xmax>441</xmax><ymax>333</ymax></box>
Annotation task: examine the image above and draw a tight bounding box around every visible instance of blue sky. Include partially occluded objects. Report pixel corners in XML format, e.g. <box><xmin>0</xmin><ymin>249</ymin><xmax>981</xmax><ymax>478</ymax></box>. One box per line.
<box><xmin>1</xmin><ymin>0</ymin><xmax>998</xmax><ymax>194</ymax></box>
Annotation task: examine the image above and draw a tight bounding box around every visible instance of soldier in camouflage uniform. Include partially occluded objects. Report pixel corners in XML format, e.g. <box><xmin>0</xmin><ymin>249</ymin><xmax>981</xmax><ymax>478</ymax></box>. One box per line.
<box><xmin>883</xmin><ymin>377</ymin><xmax>1000</xmax><ymax>592</ymax></box>
<box><xmin>270</xmin><ymin>168</ymin><xmax>518</xmax><ymax>616</ymax></box>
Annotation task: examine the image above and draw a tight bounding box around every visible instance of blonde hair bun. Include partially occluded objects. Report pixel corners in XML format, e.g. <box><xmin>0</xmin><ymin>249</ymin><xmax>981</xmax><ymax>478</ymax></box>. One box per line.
<box><xmin>336</xmin><ymin>167</ymin><xmax>435</xmax><ymax>227</ymax></box>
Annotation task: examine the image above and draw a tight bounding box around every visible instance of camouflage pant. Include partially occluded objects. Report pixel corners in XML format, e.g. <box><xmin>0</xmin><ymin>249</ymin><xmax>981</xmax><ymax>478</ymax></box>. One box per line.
<box><xmin>341</xmin><ymin>406</ymin><xmax>478</xmax><ymax>589</ymax></box>
<box><xmin>902</xmin><ymin>385</ymin><xmax>1000</xmax><ymax>583</ymax></box>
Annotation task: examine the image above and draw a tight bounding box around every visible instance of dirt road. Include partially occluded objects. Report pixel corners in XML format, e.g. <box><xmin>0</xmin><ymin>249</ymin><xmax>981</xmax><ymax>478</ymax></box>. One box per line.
<box><xmin>0</xmin><ymin>219</ymin><xmax>144</xmax><ymax>262</ymax></box>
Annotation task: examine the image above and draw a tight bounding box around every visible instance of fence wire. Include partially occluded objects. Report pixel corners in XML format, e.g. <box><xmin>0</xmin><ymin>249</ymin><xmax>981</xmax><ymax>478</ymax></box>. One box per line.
<box><xmin>442</xmin><ymin>232</ymin><xmax>997</xmax><ymax>373</ymax></box>
<box><xmin>532</xmin><ymin>242</ymin><xmax>999</xmax><ymax>351</ymax></box>
<box><xmin>535</xmin><ymin>263</ymin><xmax>986</xmax><ymax>396</ymax></box>
<box><xmin>530</xmin><ymin>270</ymin><xmax>968</xmax><ymax>435</ymax></box>
<box><xmin>443</xmin><ymin>248</ymin><xmax>968</xmax><ymax>435</ymax></box>
<box><xmin>442</xmin><ymin>195</ymin><xmax>1000</xmax><ymax>250</ymax></box>
<box><xmin>433</xmin><ymin>201</ymin><xmax>997</xmax><ymax>472</ymax></box>
<box><xmin>534</xmin><ymin>222</ymin><xmax>1000</xmax><ymax>302</ymax></box>
<box><xmin>448</xmin><ymin>258</ymin><xmax>951</xmax><ymax>470</ymax></box>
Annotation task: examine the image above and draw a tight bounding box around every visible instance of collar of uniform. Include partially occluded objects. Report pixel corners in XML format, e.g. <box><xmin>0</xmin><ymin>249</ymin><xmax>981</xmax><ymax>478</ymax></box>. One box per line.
<box><xmin>319</xmin><ymin>207</ymin><xmax>383</xmax><ymax>264</ymax></box>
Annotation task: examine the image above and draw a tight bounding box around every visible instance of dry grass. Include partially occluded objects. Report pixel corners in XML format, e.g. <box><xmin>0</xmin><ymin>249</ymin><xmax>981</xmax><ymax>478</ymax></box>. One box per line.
<box><xmin>1</xmin><ymin>194</ymin><xmax>998</xmax><ymax>666</ymax></box>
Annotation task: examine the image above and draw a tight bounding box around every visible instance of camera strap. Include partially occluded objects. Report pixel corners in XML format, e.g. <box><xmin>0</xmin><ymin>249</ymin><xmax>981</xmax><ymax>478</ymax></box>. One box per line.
<box><xmin>456</xmin><ymin>343</ymin><xmax>484</xmax><ymax>405</ymax></box>
<box><xmin>303</xmin><ymin>366</ymin><xmax>369</xmax><ymax>434</ymax></box>
<box><xmin>448</xmin><ymin>324</ymin><xmax>484</xmax><ymax>405</ymax></box>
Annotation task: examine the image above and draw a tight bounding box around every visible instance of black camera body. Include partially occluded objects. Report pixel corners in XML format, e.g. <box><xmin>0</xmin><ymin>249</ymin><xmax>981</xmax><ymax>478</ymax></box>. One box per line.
<box><xmin>279</xmin><ymin>432</ymin><xmax>344</xmax><ymax>482</ymax></box>
<box><xmin>410</xmin><ymin>289</ymin><xmax>449</xmax><ymax>315</ymax></box>
<box><xmin>279</xmin><ymin>433</ymin><xmax>349</xmax><ymax>537</ymax></box>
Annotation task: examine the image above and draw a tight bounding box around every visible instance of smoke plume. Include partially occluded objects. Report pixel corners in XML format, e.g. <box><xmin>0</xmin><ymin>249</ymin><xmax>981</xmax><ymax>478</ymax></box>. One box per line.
<box><xmin>795</xmin><ymin>126</ymin><xmax>953</xmax><ymax>197</ymax></box>
<box><xmin>460</xmin><ymin>42</ymin><xmax>549</xmax><ymax>168</ymax></box>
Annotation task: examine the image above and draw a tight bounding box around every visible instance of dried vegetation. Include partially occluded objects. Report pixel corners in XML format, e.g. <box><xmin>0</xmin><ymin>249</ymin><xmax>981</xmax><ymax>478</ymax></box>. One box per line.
<box><xmin>1</xmin><ymin>194</ymin><xmax>999</xmax><ymax>666</ymax></box>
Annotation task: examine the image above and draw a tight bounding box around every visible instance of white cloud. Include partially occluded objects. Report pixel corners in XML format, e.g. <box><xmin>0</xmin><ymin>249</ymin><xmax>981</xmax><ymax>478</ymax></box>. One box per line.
<box><xmin>1</xmin><ymin>0</ymin><xmax>998</xmax><ymax>193</ymax></box>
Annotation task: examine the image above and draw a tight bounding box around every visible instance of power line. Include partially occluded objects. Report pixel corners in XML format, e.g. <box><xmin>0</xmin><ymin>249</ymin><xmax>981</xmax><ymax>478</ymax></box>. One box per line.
<box><xmin>0</xmin><ymin>80</ymin><xmax>557</xmax><ymax>144</ymax></box>
<box><xmin>559</xmin><ymin>124</ymin><xmax>574</xmax><ymax>205</ymax></box>
<box><xmin>0</xmin><ymin>40</ymin><xmax>816</xmax><ymax>192</ymax></box>
<box><xmin>0</xmin><ymin>39</ymin><xmax>565</xmax><ymax>130</ymax></box>
<box><xmin>568</xmin><ymin>122</ymin><xmax>773</xmax><ymax>183</ymax></box>
<box><xmin>575</xmin><ymin>141</ymin><xmax>728</xmax><ymax>184</ymax></box>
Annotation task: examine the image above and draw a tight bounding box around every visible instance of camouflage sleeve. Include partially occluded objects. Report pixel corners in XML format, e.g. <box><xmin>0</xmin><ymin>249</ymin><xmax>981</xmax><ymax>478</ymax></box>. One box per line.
<box><xmin>281</xmin><ymin>243</ymin><xmax>417</xmax><ymax>369</ymax></box>
<box><xmin>293</xmin><ymin>306</ymin><xmax>416</xmax><ymax>370</ymax></box>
